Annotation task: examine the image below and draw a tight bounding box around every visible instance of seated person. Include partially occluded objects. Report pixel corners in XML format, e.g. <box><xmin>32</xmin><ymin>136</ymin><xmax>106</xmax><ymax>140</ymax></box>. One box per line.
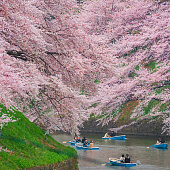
<box><xmin>73</xmin><ymin>136</ymin><xmax>77</xmax><ymax>142</ymax></box>
<box><xmin>76</xmin><ymin>136</ymin><xmax>81</xmax><ymax>143</ymax></box>
<box><xmin>119</xmin><ymin>154</ymin><xmax>125</xmax><ymax>163</ymax></box>
<box><xmin>156</xmin><ymin>138</ymin><xmax>161</xmax><ymax>144</ymax></box>
<box><xmin>89</xmin><ymin>140</ymin><xmax>94</xmax><ymax>148</ymax></box>
<box><xmin>104</xmin><ymin>132</ymin><xmax>110</xmax><ymax>138</ymax></box>
<box><xmin>110</xmin><ymin>131</ymin><xmax>115</xmax><ymax>137</ymax></box>
<box><xmin>125</xmin><ymin>154</ymin><xmax>130</xmax><ymax>163</ymax></box>
<box><xmin>161</xmin><ymin>138</ymin><xmax>165</xmax><ymax>143</ymax></box>
<box><xmin>83</xmin><ymin>139</ymin><xmax>88</xmax><ymax>147</ymax></box>
<box><xmin>82</xmin><ymin>137</ymin><xmax>86</xmax><ymax>143</ymax></box>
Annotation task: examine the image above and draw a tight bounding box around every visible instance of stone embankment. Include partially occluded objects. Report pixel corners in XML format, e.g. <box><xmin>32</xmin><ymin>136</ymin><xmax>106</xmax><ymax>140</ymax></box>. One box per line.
<box><xmin>80</xmin><ymin>117</ymin><xmax>169</xmax><ymax>137</ymax></box>
<box><xmin>26</xmin><ymin>157</ymin><xmax>78</xmax><ymax>170</ymax></box>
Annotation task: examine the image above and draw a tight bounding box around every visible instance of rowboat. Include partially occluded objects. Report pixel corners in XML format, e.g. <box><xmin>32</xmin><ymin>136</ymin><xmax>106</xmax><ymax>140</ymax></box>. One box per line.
<box><xmin>76</xmin><ymin>145</ymin><xmax>99</xmax><ymax>150</ymax></box>
<box><xmin>153</xmin><ymin>143</ymin><xmax>168</xmax><ymax>149</ymax></box>
<box><xmin>109</xmin><ymin>158</ymin><xmax>136</xmax><ymax>167</ymax></box>
<box><xmin>102</xmin><ymin>135</ymin><xmax>126</xmax><ymax>140</ymax></box>
<box><xmin>67</xmin><ymin>141</ymin><xmax>80</xmax><ymax>146</ymax></box>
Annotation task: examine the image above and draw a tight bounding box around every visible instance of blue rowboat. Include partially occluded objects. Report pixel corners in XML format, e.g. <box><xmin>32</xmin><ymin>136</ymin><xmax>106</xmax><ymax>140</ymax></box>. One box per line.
<box><xmin>153</xmin><ymin>143</ymin><xmax>168</xmax><ymax>149</ymax></box>
<box><xmin>67</xmin><ymin>141</ymin><xmax>90</xmax><ymax>146</ymax></box>
<box><xmin>76</xmin><ymin>145</ymin><xmax>99</xmax><ymax>150</ymax></box>
<box><xmin>109</xmin><ymin>158</ymin><xmax>136</xmax><ymax>167</ymax></box>
<box><xmin>102</xmin><ymin>135</ymin><xmax>126</xmax><ymax>140</ymax></box>
<box><xmin>67</xmin><ymin>141</ymin><xmax>80</xmax><ymax>146</ymax></box>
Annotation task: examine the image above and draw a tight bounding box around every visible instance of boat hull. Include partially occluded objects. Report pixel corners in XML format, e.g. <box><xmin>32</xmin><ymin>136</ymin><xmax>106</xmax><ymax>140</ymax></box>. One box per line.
<box><xmin>153</xmin><ymin>143</ymin><xmax>168</xmax><ymax>149</ymax></box>
<box><xmin>102</xmin><ymin>135</ymin><xmax>126</xmax><ymax>140</ymax></box>
<box><xmin>76</xmin><ymin>146</ymin><xmax>99</xmax><ymax>150</ymax></box>
<box><xmin>110</xmin><ymin>161</ymin><xmax>136</xmax><ymax>167</ymax></box>
<box><xmin>67</xmin><ymin>141</ymin><xmax>80</xmax><ymax>146</ymax></box>
<box><xmin>109</xmin><ymin>158</ymin><xmax>136</xmax><ymax>167</ymax></box>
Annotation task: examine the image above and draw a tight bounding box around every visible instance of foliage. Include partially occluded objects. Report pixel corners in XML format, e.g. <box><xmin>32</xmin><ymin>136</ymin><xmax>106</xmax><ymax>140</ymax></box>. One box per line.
<box><xmin>94</xmin><ymin>79</ymin><xmax>100</xmax><ymax>84</ymax></box>
<box><xmin>143</xmin><ymin>99</ymin><xmax>160</xmax><ymax>116</ymax></box>
<box><xmin>0</xmin><ymin>104</ymin><xmax>77</xmax><ymax>169</ymax></box>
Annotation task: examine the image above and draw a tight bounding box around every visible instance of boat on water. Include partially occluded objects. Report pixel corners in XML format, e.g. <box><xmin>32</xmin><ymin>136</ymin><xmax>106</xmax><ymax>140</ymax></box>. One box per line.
<box><xmin>153</xmin><ymin>143</ymin><xmax>168</xmax><ymax>149</ymax></box>
<box><xmin>67</xmin><ymin>141</ymin><xmax>90</xmax><ymax>146</ymax></box>
<box><xmin>67</xmin><ymin>141</ymin><xmax>80</xmax><ymax>146</ymax></box>
<box><xmin>109</xmin><ymin>158</ymin><xmax>136</xmax><ymax>167</ymax></box>
<box><xmin>76</xmin><ymin>145</ymin><xmax>99</xmax><ymax>150</ymax></box>
<box><xmin>102</xmin><ymin>135</ymin><xmax>126</xmax><ymax>140</ymax></box>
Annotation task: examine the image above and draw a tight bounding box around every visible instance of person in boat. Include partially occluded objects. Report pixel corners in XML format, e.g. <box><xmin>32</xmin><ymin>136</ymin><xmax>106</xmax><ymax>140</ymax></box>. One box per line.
<box><xmin>125</xmin><ymin>154</ymin><xmax>130</xmax><ymax>163</ymax></box>
<box><xmin>156</xmin><ymin>138</ymin><xmax>161</xmax><ymax>144</ymax></box>
<box><xmin>83</xmin><ymin>139</ymin><xmax>88</xmax><ymax>147</ymax></box>
<box><xmin>73</xmin><ymin>136</ymin><xmax>77</xmax><ymax>142</ymax></box>
<box><xmin>110</xmin><ymin>131</ymin><xmax>115</xmax><ymax>137</ymax></box>
<box><xmin>89</xmin><ymin>140</ymin><xmax>94</xmax><ymax>148</ymax></box>
<box><xmin>119</xmin><ymin>154</ymin><xmax>125</xmax><ymax>163</ymax></box>
<box><xmin>161</xmin><ymin>138</ymin><xmax>165</xmax><ymax>143</ymax></box>
<box><xmin>104</xmin><ymin>132</ymin><xmax>110</xmax><ymax>138</ymax></box>
<box><xmin>82</xmin><ymin>137</ymin><xmax>87</xmax><ymax>143</ymax></box>
<box><xmin>76</xmin><ymin>136</ymin><xmax>81</xmax><ymax>143</ymax></box>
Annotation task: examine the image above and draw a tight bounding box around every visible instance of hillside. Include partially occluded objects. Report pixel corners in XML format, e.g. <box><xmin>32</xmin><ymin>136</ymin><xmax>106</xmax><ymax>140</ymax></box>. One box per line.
<box><xmin>0</xmin><ymin>104</ymin><xmax>77</xmax><ymax>169</ymax></box>
<box><xmin>0</xmin><ymin>0</ymin><xmax>169</xmax><ymax>135</ymax></box>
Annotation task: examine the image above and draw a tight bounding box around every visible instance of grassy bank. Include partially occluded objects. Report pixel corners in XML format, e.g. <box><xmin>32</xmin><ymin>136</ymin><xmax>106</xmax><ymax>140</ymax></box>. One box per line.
<box><xmin>0</xmin><ymin>104</ymin><xmax>77</xmax><ymax>170</ymax></box>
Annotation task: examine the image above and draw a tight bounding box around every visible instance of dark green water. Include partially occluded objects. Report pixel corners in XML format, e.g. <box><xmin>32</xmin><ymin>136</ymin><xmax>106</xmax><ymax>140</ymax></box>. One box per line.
<box><xmin>52</xmin><ymin>133</ymin><xmax>170</xmax><ymax>170</ymax></box>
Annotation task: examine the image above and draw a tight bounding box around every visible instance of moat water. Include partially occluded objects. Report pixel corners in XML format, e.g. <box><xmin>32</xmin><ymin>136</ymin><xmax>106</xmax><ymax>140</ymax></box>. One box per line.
<box><xmin>52</xmin><ymin>133</ymin><xmax>170</xmax><ymax>170</ymax></box>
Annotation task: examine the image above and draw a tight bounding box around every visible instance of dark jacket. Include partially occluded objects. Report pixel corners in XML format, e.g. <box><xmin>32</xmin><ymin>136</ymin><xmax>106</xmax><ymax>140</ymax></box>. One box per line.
<box><xmin>83</xmin><ymin>141</ymin><xmax>88</xmax><ymax>147</ymax></box>
<box><xmin>76</xmin><ymin>139</ymin><xmax>81</xmax><ymax>143</ymax></box>
<box><xmin>82</xmin><ymin>138</ymin><xmax>86</xmax><ymax>143</ymax></box>
<box><xmin>125</xmin><ymin>157</ymin><xmax>130</xmax><ymax>163</ymax></box>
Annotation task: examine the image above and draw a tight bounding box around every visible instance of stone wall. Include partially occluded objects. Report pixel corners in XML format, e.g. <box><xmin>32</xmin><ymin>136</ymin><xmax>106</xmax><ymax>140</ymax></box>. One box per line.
<box><xmin>80</xmin><ymin>116</ymin><xmax>169</xmax><ymax>137</ymax></box>
<box><xmin>26</xmin><ymin>156</ymin><xmax>78</xmax><ymax>170</ymax></box>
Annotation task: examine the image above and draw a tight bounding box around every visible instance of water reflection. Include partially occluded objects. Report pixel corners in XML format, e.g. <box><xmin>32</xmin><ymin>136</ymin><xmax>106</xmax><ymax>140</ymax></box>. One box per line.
<box><xmin>52</xmin><ymin>133</ymin><xmax>170</xmax><ymax>170</ymax></box>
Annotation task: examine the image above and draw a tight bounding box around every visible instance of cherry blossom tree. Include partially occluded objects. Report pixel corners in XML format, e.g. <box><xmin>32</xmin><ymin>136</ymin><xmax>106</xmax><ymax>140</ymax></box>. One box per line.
<box><xmin>0</xmin><ymin>0</ymin><xmax>169</xmax><ymax>135</ymax></box>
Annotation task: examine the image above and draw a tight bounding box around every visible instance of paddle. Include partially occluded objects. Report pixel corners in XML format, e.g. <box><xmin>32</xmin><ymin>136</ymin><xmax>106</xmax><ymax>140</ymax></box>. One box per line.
<box><xmin>147</xmin><ymin>144</ymin><xmax>155</xmax><ymax>148</ymax></box>
<box><xmin>101</xmin><ymin>162</ymin><xmax>111</xmax><ymax>166</ymax></box>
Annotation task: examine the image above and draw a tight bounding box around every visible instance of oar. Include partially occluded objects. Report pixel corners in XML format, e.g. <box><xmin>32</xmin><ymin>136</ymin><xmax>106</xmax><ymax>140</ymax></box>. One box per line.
<box><xmin>101</xmin><ymin>162</ymin><xmax>110</xmax><ymax>166</ymax></box>
<box><xmin>147</xmin><ymin>144</ymin><xmax>154</xmax><ymax>148</ymax></box>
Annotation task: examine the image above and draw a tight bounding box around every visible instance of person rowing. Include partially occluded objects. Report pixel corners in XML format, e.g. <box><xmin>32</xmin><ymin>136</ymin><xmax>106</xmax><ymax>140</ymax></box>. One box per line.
<box><xmin>156</xmin><ymin>138</ymin><xmax>161</xmax><ymax>145</ymax></box>
<box><xmin>76</xmin><ymin>136</ymin><xmax>81</xmax><ymax>143</ymax></box>
<box><xmin>82</xmin><ymin>137</ymin><xmax>87</xmax><ymax>143</ymax></box>
<box><xmin>104</xmin><ymin>132</ymin><xmax>110</xmax><ymax>138</ymax></box>
<box><xmin>89</xmin><ymin>140</ymin><xmax>94</xmax><ymax>148</ymax></box>
<box><xmin>119</xmin><ymin>154</ymin><xmax>125</xmax><ymax>163</ymax></box>
<box><xmin>73</xmin><ymin>136</ymin><xmax>77</xmax><ymax>142</ymax></box>
<box><xmin>83</xmin><ymin>139</ymin><xmax>88</xmax><ymax>147</ymax></box>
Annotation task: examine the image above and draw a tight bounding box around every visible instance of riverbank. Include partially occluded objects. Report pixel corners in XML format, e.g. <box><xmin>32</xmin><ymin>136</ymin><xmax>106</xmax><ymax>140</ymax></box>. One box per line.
<box><xmin>80</xmin><ymin>116</ymin><xmax>170</xmax><ymax>137</ymax></box>
<box><xmin>0</xmin><ymin>104</ymin><xmax>77</xmax><ymax>170</ymax></box>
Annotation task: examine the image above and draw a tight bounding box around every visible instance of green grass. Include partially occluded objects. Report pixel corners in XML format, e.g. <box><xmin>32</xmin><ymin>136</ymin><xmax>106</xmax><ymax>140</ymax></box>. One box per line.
<box><xmin>0</xmin><ymin>104</ymin><xmax>77</xmax><ymax>170</ymax></box>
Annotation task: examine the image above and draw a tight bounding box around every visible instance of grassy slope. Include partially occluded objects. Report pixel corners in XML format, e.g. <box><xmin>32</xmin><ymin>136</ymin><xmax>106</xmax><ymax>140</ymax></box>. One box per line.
<box><xmin>0</xmin><ymin>104</ymin><xmax>77</xmax><ymax>170</ymax></box>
